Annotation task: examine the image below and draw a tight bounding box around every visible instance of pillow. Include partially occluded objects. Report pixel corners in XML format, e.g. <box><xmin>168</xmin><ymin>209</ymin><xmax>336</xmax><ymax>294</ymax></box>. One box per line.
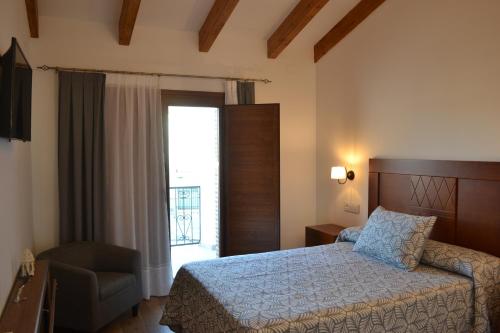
<box><xmin>352</xmin><ymin>206</ymin><xmax>436</xmax><ymax>271</ymax></box>
<box><xmin>335</xmin><ymin>226</ymin><xmax>362</xmax><ymax>243</ymax></box>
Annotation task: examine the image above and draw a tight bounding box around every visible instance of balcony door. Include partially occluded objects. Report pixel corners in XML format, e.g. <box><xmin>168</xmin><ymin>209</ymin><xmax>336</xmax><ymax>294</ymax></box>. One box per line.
<box><xmin>163</xmin><ymin>91</ymin><xmax>280</xmax><ymax>271</ymax></box>
<box><xmin>163</xmin><ymin>91</ymin><xmax>224</xmax><ymax>274</ymax></box>
<box><xmin>221</xmin><ymin>104</ymin><xmax>280</xmax><ymax>256</ymax></box>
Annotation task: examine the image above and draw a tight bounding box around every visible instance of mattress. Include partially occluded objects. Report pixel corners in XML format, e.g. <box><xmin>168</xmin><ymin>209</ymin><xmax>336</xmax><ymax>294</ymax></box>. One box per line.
<box><xmin>161</xmin><ymin>242</ymin><xmax>479</xmax><ymax>332</ymax></box>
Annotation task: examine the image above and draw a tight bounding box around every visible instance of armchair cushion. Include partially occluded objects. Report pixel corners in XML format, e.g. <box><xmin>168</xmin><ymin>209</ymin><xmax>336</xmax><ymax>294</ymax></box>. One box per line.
<box><xmin>96</xmin><ymin>272</ymin><xmax>136</xmax><ymax>300</ymax></box>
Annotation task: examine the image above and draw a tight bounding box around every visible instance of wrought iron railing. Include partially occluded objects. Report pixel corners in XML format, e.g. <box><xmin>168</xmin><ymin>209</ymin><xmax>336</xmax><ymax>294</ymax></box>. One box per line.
<box><xmin>169</xmin><ymin>186</ymin><xmax>201</xmax><ymax>246</ymax></box>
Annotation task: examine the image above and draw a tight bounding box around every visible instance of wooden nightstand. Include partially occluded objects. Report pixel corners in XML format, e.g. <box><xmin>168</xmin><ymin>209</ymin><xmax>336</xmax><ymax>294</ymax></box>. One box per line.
<box><xmin>305</xmin><ymin>224</ymin><xmax>345</xmax><ymax>246</ymax></box>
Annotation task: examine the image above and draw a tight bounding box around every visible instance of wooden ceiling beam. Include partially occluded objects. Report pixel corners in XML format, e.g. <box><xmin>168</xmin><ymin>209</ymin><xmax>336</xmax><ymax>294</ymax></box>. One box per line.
<box><xmin>314</xmin><ymin>0</ymin><xmax>385</xmax><ymax>62</ymax></box>
<box><xmin>199</xmin><ymin>0</ymin><xmax>239</xmax><ymax>52</ymax></box>
<box><xmin>119</xmin><ymin>0</ymin><xmax>141</xmax><ymax>45</ymax></box>
<box><xmin>25</xmin><ymin>0</ymin><xmax>39</xmax><ymax>38</ymax></box>
<box><xmin>267</xmin><ymin>0</ymin><xmax>329</xmax><ymax>59</ymax></box>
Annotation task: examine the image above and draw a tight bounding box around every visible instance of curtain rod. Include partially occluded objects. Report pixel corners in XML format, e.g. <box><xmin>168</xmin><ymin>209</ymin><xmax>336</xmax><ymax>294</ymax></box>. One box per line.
<box><xmin>37</xmin><ymin>65</ymin><xmax>272</xmax><ymax>84</ymax></box>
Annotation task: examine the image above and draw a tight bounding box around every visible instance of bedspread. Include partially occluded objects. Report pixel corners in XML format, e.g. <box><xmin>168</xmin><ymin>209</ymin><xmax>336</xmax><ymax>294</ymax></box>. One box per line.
<box><xmin>160</xmin><ymin>241</ymin><xmax>487</xmax><ymax>332</ymax></box>
<box><xmin>337</xmin><ymin>227</ymin><xmax>500</xmax><ymax>332</ymax></box>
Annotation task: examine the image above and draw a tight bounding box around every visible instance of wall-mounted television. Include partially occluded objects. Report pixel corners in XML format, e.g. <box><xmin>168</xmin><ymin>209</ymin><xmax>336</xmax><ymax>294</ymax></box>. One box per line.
<box><xmin>0</xmin><ymin>37</ymin><xmax>32</xmax><ymax>141</ymax></box>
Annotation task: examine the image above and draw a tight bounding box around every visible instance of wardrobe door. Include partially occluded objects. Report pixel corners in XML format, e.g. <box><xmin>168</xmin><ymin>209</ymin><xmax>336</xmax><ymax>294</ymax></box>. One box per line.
<box><xmin>221</xmin><ymin>104</ymin><xmax>280</xmax><ymax>256</ymax></box>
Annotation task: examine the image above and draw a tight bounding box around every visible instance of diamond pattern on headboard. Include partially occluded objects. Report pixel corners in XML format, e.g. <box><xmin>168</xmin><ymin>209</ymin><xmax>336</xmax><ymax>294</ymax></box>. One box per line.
<box><xmin>369</xmin><ymin>158</ymin><xmax>500</xmax><ymax>257</ymax></box>
<box><xmin>409</xmin><ymin>176</ymin><xmax>456</xmax><ymax>212</ymax></box>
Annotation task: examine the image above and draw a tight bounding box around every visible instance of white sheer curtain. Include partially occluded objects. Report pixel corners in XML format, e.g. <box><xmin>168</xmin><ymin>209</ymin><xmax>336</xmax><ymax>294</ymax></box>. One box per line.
<box><xmin>225</xmin><ymin>80</ymin><xmax>238</xmax><ymax>104</ymax></box>
<box><xmin>104</xmin><ymin>74</ymin><xmax>172</xmax><ymax>298</ymax></box>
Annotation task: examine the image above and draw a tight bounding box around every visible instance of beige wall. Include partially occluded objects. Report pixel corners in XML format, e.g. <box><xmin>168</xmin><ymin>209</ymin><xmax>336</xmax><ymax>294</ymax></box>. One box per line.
<box><xmin>30</xmin><ymin>16</ymin><xmax>317</xmax><ymax>252</ymax></box>
<box><xmin>0</xmin><ymin>0</ymin><xmax>34</xmax><ymax>311</ymax></box>
<box><xmin>8</xmin><ymin>2</ymin><xmax>499</xmax><ymax>307</ymax></box>
<box><xmin>316</xmin><ymin>0</ymin><xmax>500</xmax><ymax>227</ymax></box>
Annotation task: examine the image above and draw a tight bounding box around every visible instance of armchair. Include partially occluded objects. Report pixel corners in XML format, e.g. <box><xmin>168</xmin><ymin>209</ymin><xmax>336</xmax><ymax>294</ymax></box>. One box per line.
<box><xmin>37</xmin><ymin>242</ymin><xmax>143</xmax><ymax>332</ymax></box>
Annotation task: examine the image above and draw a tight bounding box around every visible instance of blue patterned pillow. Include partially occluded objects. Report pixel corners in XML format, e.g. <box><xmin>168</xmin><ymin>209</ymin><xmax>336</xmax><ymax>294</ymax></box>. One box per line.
<box><xmin>353</xmin><ymin>206</ymin><xmax>436</xmax><ymax>271</ymax></box>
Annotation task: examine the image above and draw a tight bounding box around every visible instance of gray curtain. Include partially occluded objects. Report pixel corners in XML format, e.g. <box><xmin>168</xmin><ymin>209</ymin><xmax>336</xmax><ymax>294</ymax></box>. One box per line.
<box><xmin>237</xmin><ymin>81</ymin><xmax>255</xmax><ymax>104</ymax></box>
<box><xmin>58</xmin><ymin>71</ymin><xmax>106</xmax><ymax>243</ymax></box>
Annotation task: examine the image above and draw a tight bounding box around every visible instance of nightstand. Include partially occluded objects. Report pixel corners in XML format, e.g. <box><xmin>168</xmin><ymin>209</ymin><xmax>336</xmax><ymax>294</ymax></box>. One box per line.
<box><xmin>305</xmin><ymin>224</ymin><xmax>345</xmax><ymax>246</ymax></box>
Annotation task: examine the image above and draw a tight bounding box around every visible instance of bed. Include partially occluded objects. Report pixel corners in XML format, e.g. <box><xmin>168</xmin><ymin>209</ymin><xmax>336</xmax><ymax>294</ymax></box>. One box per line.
<box><xmin>161</xmin><ymin>159</ymin><xmax>500</xmax><ymax>332</ymax></box>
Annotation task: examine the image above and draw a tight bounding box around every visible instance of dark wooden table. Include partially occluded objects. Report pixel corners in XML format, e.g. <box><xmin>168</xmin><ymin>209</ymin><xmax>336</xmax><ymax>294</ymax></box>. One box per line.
<box><xmin>0</xmin><ymin>260</ymin><xmax>55</xmax><ymax>333</ymax></box>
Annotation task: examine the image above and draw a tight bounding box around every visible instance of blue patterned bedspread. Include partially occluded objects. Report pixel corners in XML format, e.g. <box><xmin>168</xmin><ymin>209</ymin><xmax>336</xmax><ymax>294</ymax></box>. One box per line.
<box><xmin>161</xmin><ymin>239</ymin><xmax>499</xmax><ymax>332</ymax></box>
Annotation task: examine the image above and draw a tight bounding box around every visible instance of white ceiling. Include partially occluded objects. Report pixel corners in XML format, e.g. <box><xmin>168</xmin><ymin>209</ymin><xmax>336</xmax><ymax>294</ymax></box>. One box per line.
<box><xmin>38</xmin><ymin>0</ymin><xmax>358</xmax><ymax>47</ymax></box>
<box><xmin>38</xmin><ymin>0</ymin><xmax>123</xmax><ymax>26</ymax></box>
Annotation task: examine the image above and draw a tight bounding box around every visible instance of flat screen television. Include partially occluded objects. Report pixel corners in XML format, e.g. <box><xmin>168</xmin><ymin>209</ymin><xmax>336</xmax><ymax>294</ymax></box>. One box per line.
<box><xmin>0</xmin><ymin>37</ymin><xmax>32</xmax><ymax>141</ymax></box>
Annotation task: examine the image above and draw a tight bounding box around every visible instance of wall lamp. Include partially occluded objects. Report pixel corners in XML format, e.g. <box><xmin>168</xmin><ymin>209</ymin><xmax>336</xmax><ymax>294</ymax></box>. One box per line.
<box><xmin>331</xmin><ymin>166</ymin><xmax>355</xmax><ymax>184</ymax></box>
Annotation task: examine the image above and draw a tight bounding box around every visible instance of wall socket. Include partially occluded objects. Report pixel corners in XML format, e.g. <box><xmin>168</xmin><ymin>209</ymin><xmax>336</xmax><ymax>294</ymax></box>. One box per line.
<box><xmin>344</xmin><ymin>203</ymin><xmax>360</xmax><ymax>214</ymax></box>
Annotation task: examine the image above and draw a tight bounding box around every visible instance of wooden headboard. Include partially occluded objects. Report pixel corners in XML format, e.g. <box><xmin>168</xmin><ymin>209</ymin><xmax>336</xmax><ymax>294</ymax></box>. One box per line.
<box><xmin>369</xmin><ymin>159</ymin><xmax>500</xmax><ymax>257</ymax></box>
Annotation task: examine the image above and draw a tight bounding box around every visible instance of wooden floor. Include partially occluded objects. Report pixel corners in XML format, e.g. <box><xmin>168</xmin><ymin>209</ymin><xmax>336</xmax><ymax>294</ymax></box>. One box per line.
<box><xmin>102</xmin><ymin>297</ymin><xmax>173</xmax><ymax>333</ymax></box>
<box><xmin>55</xmin><ymin>297</ymin><xmax>173</xmax><ymax>333</ymax></box>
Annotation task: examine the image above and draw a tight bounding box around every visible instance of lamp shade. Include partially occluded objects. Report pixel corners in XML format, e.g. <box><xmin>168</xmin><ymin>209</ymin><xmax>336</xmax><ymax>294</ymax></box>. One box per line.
<box><xmin>330</xmin><ymin>166</ymin><xmax>347</xmax><ymax>180</ymax></box>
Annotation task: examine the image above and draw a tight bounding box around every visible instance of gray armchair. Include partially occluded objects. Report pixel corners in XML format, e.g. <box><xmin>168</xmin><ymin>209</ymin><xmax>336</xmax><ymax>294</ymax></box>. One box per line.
<box><xmin>37</xmin><ymin>242</ymin><xmax>143</xmax><ymax>332</ymax></box>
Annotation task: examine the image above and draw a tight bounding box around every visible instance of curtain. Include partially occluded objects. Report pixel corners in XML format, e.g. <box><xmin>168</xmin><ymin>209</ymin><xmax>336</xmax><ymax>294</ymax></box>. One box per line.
<box><xmin>225</xmin><ymin>80</ymin><xmax>255</xmax><ymax>104</ymax></box>
<box><xmin>225</xmin><ymin>81</ymin><xmax>238</xmax><ymax>105</ymax></box>
<box><xmin>58</xmin><ymin>71</ymin><xmax>105</xmax><ymax>243</ymax></box>
<box><xmin>104</xmin><ymin>74</ymin><xmax>172</xmax><ymax>298</ymax></box>
<box><xmin>237</xmin><ymin>81</ymin><xmax>255</xmax><ymax>104</ymax></box>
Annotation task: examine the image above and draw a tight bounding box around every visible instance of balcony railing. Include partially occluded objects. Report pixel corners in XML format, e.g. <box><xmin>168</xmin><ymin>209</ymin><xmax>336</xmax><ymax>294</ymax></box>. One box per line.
<box><xmin>169</xmin><ymin>186</ymin><xmax>201</xmax><ymax>246</ymax></box>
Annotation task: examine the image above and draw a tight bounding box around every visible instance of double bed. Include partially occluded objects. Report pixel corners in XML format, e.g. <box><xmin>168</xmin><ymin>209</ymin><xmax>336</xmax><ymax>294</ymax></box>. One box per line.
<box><xmin>161</xmin><ymin>159</ymin><xmax>500</xmax><ymax>332</ymax></box>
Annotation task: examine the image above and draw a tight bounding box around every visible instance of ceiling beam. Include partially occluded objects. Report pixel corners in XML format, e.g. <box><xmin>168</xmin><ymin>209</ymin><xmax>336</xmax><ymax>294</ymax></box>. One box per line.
<box><xmin>199</xmin><ymin>0</ymin><xmax>239</xmax><ymax>52</ymax></box>
<box><xmin>314</xmin><ymin>0</ymin><xmax>385</xmax><ymax>62</ymax></box>
<box><xmin>25</xmin><ymin>0</ymin><xmax>39</xmax><ymax>38</ymax></box>
<box><xmin>267</xmin><ymin>0</ymin><xmax>329</xmax><ymax>59</ymax></box>
<box><xmin>119</xmin><ymin>0</ymin><xmax>141</xmax><ymax>45</ymax></box>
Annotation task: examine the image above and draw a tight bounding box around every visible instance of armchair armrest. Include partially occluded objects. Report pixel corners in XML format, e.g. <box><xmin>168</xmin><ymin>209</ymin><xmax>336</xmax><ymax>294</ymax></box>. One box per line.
<box><xmin>49</xmin><ymin>261</ymin><xmax>99</xmax><ymax>310</ymax></box>
<box><xmin>94</xmin><ymin>243</ymin><xmax>143</xmax><ymax>300</ymax></box>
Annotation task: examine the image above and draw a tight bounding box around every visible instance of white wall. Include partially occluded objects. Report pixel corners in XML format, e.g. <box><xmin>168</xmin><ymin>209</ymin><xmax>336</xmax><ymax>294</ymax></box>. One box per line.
<box><xmin>30</xmin><ymin>16</ymin><xmax>317</xmax><ymax>252</ymax></box>
<box><xmin>0</xmin><ymin>0</ymin><xmax>34</xmax><ymax>311</ymax></box>
<box><xmin>316</xmin><ymin>0</ymin><xmax>500</xmax><ymax>227</ymax></box>
<box><xmin>3</xmin><ymin>1</ymin><xmax>499</xmax><ymax>309</ymax></box>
